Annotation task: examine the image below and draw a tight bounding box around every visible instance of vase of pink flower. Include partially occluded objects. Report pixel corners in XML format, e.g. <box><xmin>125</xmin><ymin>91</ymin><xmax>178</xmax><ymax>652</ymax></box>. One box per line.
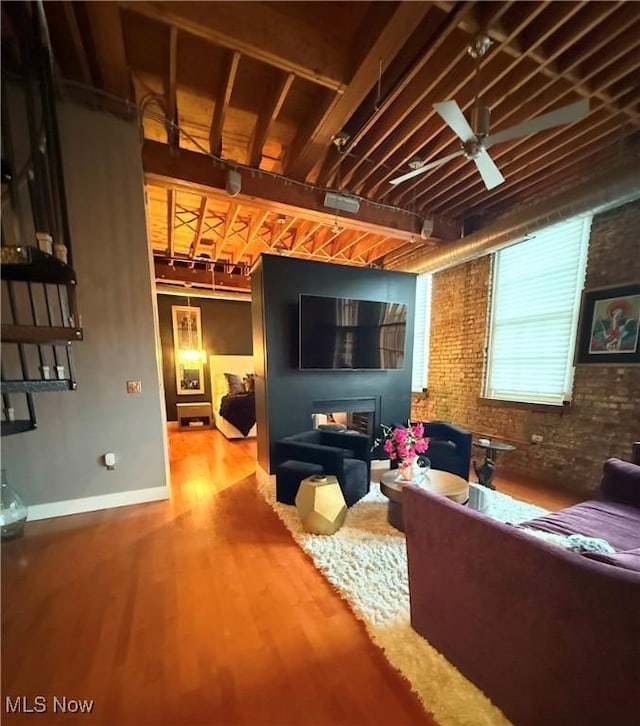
<box><xmin>373</xmin><ymin>421</ymin><xmax>429</xmax><ymax>482</ymax></box>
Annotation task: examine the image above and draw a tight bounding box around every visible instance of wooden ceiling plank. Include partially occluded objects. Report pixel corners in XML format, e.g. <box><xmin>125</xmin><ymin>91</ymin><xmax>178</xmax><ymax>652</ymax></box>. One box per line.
<box><xmin>209</xmin><ymin>50</ymin><xmax>241</xmax><ymax>156</ymax></box>
<box><xmin>285</xmin><ymin>1</ymin><xmax>432</xmax><ymax>181</ymax></box>
<box><xmin>189</xmin><ymin>197</ymin><xmax>209</xmax><ymax>258</ymax></box>
<box><xmin>556</xmin><ymin>5</ymin><xmax>637</xmax><ymax>76</ymax></box>
<box><xmin>343</xmin><ymin>39</ymin><xmax>472</xmax><ymax>192</ymax></box>
<box><xmin>142</xmin><ymin>141</ymin><xmax>420</xmax><ymax>238</ymax></box>
<box><xmin>366</xmin><ymin>238</ymin><xmax>409</xmax><ymax>264</ymax></box>
<box><xmin>439</xmin><ymin>112</ymin><xmax>627</xmax><ymax>220</ymax></box>
<box><xmin>320</xmin><ymin>1</ymin><xmax>478</xmax><ymax>186</ymax></box>
<box><xmin>166</xmin><ymin>26</ymin><xmax>179</xmax><ymax>148</ymax></box>
<box><xmin>248</xmin><ymin>72</ymin><xmax>295</xmax><ymax>168</ymax></box>
<box><xmin>387</xmin><ymin>27</ymin><xmax>635</xmax><ymax>209</ymax></box>
<box><xmin>355</xmin><ymin>46</ymin><xmax>517</xmax><ymax>196</ymax></box>
<box><xmin>118</xmin><ymin>0</ymin><xmax>345</xmax><ymax>91</ymax></box>
<box><xmin>468</xmin><ymin>98</ymin><xmax>639</xmax><ymax>215</ymax></box>
<box><xmin>474</xmin><ymin>4</ymin><xmax>638</xmax><ymax>124</ymax></box>
<box><xmin>167</xmin><ymin>188</ymin><xmax>176</xmax><ymax>257</ymax></box>
<box><xmin>85</xmin><ymin>1</ymin><xmax>130</xmax><ymax>99</ymax></box>
<box><xmin>357</xmin><ymin>2</ymin><xmax>559</xmax><ymax>197</ymax></box>
<box><xmin>399</xmin><ymin>8</ymin><xmax>638</xmax><ymax>210</ymax></box>
<box><xmin>588</xmin><ymin>52</ymin><xmax>640</xmax><ymax>99</ymax></box>
<box><xmin>412</xmin><ymin>84</ymin><xmax>631</xmax><ymax>216</ymax></box>
<box><xmin>417</xmin><ymin>109</ymin><xmax>614</xmax><ymax>214</ymax></box>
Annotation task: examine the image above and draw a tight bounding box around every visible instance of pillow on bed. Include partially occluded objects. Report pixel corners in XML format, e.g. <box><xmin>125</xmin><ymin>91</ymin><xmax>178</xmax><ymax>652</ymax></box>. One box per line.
<box><xmin>243</xmin><ymin>373</ymin><xmax>255</xmax><ymax>392</ymax></box>
<box><xmin>224</xmin><ymin>372</ymin><xmax>245</xmax><ymax>395</ymax></box>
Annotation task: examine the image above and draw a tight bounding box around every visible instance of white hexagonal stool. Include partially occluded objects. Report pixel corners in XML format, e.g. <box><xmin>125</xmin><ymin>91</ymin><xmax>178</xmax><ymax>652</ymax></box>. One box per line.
<box><xmin>295</xmin><ymin>474</ymin><xmax>347</xmax><ymax>535</ymax></box>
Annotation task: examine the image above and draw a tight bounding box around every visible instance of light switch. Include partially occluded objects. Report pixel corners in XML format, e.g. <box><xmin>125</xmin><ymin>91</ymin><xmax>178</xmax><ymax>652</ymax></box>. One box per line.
<box><xmin>127</xmin><ymin>380</ymin><xmax>142</xmax><ymax>394</ymax></box>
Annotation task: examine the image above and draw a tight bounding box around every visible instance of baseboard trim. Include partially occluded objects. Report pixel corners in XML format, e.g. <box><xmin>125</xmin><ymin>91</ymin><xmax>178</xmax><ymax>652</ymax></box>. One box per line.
<box><xmin>27</xmin><ymin>486</ymin><xmax>170</xmax><ymax>521</ymax></box>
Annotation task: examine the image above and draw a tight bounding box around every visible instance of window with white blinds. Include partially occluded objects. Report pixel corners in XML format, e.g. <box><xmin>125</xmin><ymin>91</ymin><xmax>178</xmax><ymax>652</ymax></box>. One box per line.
<box><xmin>412</xmin><ymin>274</ymin><xmax>432</xmax><ymax>392</ymax></box>
<box><xmin>485</xmin><ymin>216</ymin><xmax>591</xmax><ymax>405</ymax></box>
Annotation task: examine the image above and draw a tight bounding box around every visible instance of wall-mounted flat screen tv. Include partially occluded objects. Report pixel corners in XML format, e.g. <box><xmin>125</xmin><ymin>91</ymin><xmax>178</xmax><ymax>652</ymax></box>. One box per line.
<box><xmin>299</xmin><ymin>294</ymin><xmax>407</xmax><ymax>370</ymax></box>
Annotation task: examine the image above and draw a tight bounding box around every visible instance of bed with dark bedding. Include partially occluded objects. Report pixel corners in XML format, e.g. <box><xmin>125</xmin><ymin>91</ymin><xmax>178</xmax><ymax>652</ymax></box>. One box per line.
<box><xmin>218</xmin><ymin>391</ymin><xmax>256</xmax><ymax>437</ymax></box>
<box><xmin>210</xmin><ymin>354</ymin><xmax>257</xmax><ymax>439</ymax></box>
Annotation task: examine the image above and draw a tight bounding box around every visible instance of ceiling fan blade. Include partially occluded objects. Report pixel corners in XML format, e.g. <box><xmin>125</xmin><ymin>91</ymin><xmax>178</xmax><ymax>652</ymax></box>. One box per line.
<box><xmin>434</xmin><ymin>100</ymin><xmax>476</xmax><ymax>143</ymax></box>
<box><xmin>474</xmin><ymin>150</ymin><xmax>505</xmax><ymax>190</ymax></box>
<box><xmin>486</xmin><ymin>99</ymin><xmax>589</xmax><ymax>148</ymax></box>
<box><xmin>389</xmin><ymin>150</ymin><xmax>464</xmax><ymax>186</ymax></box>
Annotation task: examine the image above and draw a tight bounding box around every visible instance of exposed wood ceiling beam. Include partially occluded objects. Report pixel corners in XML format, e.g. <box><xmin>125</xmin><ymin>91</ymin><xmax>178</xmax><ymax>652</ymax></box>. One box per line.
<box><xmin>355</xmin><ymin>1</ymin><xmax>553</xmax><ymax>197</ymax></box>
<box><xmin>406</xmin><ymin>54</ymin><xmax>637</xmax><ymax>214</ymax></box>
<box><xmin>333</xmin><ymin>230</ymin><xmax>371</xmax><ymax>258</ymax></box>
<box><xmin>367</xmin><ymin>239</ymin><xmax>411</xmax><ymax>264</ymax></box>
<box><xmin>233</xmin><ymin>210</ymin><xmax>270</xmax><ymax>264</ymax></box>
<box><xmin>84</xmin><ymin>1</ymin><xmax>130</xmax><ymax>100</ymax></box>
<box><xmin>142</xmin><ymin>141</ymin><xmax>420</xmax><ymax>239</ymax></box>
<box><xmin>210</xmin><ymin>50</ymin><xmax>240</xmax><ymax>156</ymax></box>
<box><xmin>382</xmin><ymin>16</ymin><xmax>608</xmax><ymax>204</ymax></box>
<box><xmin>119</xmin><ymin>1</ymin><xmax>346</xmax><ymax>91</ymax></box>
<box><xmin>249</xmin><ymin>71</ymin><xmax>295</xmax><ymax>168</ymax></box>
<box><xmin>221</xmin><ymin>202</ymin><xmax>241</xmax><ymax>251</ymax></box>
<box><xmin>385</xmin><ymin>8</ymin><xmax>624</xmax><ymax>207</ymax></box>
<box><xmin>291</xmin><ymin>221</ymin><xmax>324</xmax><ymax>252</ymax></box>
<box><xmin>456</xmin><ymin>4</ymin><xmax>638</xmax><ymax>123</ymax></box>
<box><xmin>166</xmin><ymin>26</ymin><xmax>179</xmax><ymax>148</ymax></box>
<box><xmin>285</xmin><ymin>1</ymin><xmax>432</xmax><ymax>181</ymax></box>
<box><xmin>272</xmin><ymin>216</ymin><xmax>296</xmax><ymax>248</ymax></box>
<box><xmin>59</xmin><ymin>0</ymin><xmax>92</xmax><ymax>85</ymax></box>
<box><xmin>319</xmin><ymin>2</ymin><xmax>477</xmax><ymax>186</ymax></box>
<box><xmin>189</xmin><ymin>197</ymin><xmax>208</xmax><ymax>258</ymax></box>
<box><xmin>167</xmin><ymin>188</ymin><xmax>176</xmax><ymax>257</ymax></box>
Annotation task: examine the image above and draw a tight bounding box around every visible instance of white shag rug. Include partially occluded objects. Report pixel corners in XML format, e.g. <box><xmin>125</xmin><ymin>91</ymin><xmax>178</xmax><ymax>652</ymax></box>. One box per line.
<box><xmin>257</xmin><ymin>479</ymin><xmax>548</xmax><ymax>726</ymax></box>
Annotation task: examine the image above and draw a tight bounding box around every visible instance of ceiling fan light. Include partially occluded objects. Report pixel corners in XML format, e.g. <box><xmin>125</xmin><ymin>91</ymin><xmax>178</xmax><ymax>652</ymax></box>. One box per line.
<box><xmin>408</xmin><ymin>156</ymin><xmax>425</xmax><ymax>170</ymax></box>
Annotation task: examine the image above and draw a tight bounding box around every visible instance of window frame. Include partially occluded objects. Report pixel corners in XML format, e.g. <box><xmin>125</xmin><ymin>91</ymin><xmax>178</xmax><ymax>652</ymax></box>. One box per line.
<box><xmin>483</xmin><ymin>216</ymin><xmax>591</xmax><ymax>406</ymax></box>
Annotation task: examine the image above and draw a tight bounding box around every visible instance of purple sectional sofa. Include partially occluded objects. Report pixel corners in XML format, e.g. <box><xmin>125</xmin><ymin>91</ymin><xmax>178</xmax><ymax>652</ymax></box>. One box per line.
<box><xmin>403</xmin><ymin>455</ymin><xmax>640</xmax><ymax>726</ymax></box>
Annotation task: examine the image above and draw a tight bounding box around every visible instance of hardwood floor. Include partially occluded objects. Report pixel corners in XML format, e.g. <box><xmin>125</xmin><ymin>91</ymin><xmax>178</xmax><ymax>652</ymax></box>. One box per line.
<box><xmin>1</xmin><ymin>429</ymin><xmax>584</xmax><ymax>726</ymax></box>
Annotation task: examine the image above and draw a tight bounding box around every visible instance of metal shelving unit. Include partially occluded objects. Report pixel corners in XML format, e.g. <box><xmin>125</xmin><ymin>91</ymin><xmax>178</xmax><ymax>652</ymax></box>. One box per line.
<box><xmin>1</xmin><ymin>1</ymin><xmax>82</xmax><ymax>436</ymax></box>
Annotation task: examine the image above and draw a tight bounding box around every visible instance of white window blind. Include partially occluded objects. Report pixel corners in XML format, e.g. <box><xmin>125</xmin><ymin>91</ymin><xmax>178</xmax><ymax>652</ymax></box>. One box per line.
<box><xmin>485</xmin><ymin>216</ymin><xmax>591</xmax><ymax>405</ymax></box>
<box><xmin>412</xmin><ymin>274</ymin><xmax>432</xmax><ymax>392</ymax></box>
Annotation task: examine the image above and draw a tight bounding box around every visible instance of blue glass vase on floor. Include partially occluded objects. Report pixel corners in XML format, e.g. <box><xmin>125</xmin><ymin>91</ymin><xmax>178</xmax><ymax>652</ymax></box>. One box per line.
<box><xmin>1</xmin><ymin>470</ymin><xmax>28</xmax><ymax>540</ymax></box>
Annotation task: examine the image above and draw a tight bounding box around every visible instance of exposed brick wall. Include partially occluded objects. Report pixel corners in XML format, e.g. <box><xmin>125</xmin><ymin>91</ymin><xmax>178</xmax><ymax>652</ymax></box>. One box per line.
<box><xmin>412</xmin><ymin>200</ymin><xmax>640</xmax><ymax>494</ymax></box>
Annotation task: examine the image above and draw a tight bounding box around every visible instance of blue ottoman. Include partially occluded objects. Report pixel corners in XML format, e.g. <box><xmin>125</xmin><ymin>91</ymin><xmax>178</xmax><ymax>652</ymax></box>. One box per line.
<box><xmin>276</xmin><ymin>459</ymin><xmax>324</xmax><ymax>504</ymax></box>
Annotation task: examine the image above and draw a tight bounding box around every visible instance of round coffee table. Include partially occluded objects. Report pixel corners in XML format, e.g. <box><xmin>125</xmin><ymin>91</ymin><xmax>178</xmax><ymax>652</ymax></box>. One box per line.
<box><xmin>380</xmin><ymin>469</ymin><xmax>469</xmax><ymax>532</ymax></box>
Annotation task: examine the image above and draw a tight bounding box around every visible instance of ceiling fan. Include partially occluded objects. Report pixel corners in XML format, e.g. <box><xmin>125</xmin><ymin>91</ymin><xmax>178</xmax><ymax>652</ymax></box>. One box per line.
<box><xmin>389</xmin><ymin>35</ymin><xmax>590</xmax><ymax>191</ymax></box>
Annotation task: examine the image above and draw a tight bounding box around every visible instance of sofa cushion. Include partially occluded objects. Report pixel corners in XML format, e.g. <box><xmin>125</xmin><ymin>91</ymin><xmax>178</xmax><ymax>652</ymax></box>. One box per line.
<box><xmin>524</xmin><ymin>500</ymin><xmax>640</xmax><ymax>551</ymax></box>
<box><xmin>583</xmin><ymin>547</ymin><xmax>640</xmax><ymax>573</ymax></box>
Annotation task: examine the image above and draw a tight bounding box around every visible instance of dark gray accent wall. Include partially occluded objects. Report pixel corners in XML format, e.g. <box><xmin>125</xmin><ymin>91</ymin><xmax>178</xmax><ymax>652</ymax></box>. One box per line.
<box><xmin>253</xmin><ymin>254</ymin><xmax>417</xmax><ymax>473</ymax></box>
<box><xmin>156</xmin><ymin>294</ymin><xmax>252</xmax><ymax>420</ymax></box>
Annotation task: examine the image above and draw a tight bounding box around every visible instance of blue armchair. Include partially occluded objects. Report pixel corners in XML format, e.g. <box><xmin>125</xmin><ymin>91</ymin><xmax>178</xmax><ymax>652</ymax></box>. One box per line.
<box><xmin>414</xmin><ymin>420</ymin><xmax>472</xmax><ymax>481</ymax></box>
<box><xmin>274</xmin><ymin>429</ymin><xmax>371</xmax><ymax>506</ymax></box>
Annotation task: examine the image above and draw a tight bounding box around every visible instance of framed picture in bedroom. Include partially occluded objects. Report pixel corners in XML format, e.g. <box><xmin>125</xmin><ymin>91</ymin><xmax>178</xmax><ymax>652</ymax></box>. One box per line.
<box><xmin>172</xmin><ymin>304</ymin><xmax>206</xmax><ymax>394</ymax></box>
<box><xmin>575</xmin><ymin>282</ymin><xmax>640</xmax><ymax>365</ymax></box>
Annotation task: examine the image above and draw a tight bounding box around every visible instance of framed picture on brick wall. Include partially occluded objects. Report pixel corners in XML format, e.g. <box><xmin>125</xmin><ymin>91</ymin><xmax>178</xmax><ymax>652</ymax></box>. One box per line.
<box><xmin>575</xmin><ymin>282</ymin><xmax>640</xmax><ymax>365</ymax></box>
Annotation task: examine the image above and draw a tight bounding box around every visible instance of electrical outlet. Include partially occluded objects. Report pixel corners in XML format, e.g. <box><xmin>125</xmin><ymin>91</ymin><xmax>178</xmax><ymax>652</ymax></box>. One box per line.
<box><xmin>127</xmin><ymin>380</ymin><xmax>142</xmax><ymax>394</ymax></box>
<box><xmin>531</xmin><ymin>434</ymin><xmax>543</xmax><ymax>444</ymax></box>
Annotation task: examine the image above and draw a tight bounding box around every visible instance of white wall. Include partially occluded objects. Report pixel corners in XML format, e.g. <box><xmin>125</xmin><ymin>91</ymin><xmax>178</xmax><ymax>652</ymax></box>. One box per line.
<box><xmin>1</xmin><ymin>98</ymin><xmax>169</xmax><ymax>515</ymax></box>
